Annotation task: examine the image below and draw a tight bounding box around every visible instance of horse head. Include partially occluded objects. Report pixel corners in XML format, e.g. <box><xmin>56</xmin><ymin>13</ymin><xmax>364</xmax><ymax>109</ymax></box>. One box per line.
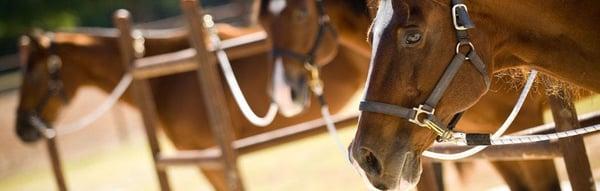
<box><xmin>257</xmin><ymin>0</ymin><xmax>338</xmax><ymax>117</ymax></box>
<box><xmin>16</xmin><ymin>31</ymin><xmax>71</xmax><ymax>143</ymax></box>
<box><xmin>15</xmin><ymin>31</ymin><xmax>123</xmax><ymax>143</ymax></box>
<box><xmin>349</xmin><ymin>0</ymin><xmax>492</xmax><ymax>190</ymax></box>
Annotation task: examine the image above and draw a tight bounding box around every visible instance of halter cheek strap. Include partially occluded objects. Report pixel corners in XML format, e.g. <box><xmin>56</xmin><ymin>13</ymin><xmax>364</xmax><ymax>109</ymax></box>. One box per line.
<box><xmin>272</xmin><ymin>0</ymin><xmax>337</xmax><ymax>67</ymax></box>
<box><xmin>18</xmin><ymin>33</ymin><xmax>69</xmax><ymax>132</ymax></box>
<box><xmin>359</xmin><ymin>0</ymin><xmax>490</xmax><ymax>142</ymax></box>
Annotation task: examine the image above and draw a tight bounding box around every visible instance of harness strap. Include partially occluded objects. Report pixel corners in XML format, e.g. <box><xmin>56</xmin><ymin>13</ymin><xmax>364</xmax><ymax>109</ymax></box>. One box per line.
<box><xmin>468</xmin><ymin>50</ymin><xmax>491</xmax><ymax>87</ymax></box>
<box><xmin>272</xmin><ymin>0</ymin><xmax>337</xmax><ymax>67</ymax></box>
<box><xmin>452</xmin><ymin>0</ymin><xmax>475</xmax><ymax>29</ymax></box>
<box><xmin>359</xmin><ymin>101</ymin><xmax>416</xmax><ymax>119</ymax></box>
<box><xmin>447</xmin><ymin>112</ymin><xmax>463</xmax><ymax>130</ymax></box>
<box><xmin>424</xmin><ymin>53</ymin><xmax>467</xmax><ymax>108</ymax></box>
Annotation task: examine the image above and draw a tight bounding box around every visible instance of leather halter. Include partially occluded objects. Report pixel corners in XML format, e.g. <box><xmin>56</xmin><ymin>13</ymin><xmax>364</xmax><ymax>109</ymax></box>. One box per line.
<box><xmin>18</xmin><ymin>33</ymin><xmax>68</xmax><ymax>119</ymax></box>
<box><xmin>271</xmin><ymin>0</ymin><xmax>338</xmax><ymax>105</ymax></box>
<box><xmin>359</xmin><ymin>0</ymin><xmax>491</xmax><ymax>141</ymax></box>
<box><xmin>272</xmin><ymin>0</ymin><xmax>337</xmax><ymax>68</ymax></box>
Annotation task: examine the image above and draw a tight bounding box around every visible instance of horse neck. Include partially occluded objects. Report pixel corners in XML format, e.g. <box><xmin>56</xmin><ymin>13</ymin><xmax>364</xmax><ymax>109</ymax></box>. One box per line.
<box><xmin>470</xmin><ymin>0</ymin><xmax>600</xmax><ymax>92</ymax></box>
<box><xmin>324</xmin><ymin>0</ymin><xmax>372</xmax><ymax>54</ymax></box>
<box><xmin>54</xmin><ymin>33</ymin><xmax>135</xmax><ymax>105</ymax></box>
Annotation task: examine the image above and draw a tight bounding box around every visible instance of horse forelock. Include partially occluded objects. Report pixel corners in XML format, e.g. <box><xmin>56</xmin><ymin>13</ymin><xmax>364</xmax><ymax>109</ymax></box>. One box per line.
<box><xmin>494</xmin><ymin>69</ymin><xmax>589</xmax><ymax>100</ymax></box>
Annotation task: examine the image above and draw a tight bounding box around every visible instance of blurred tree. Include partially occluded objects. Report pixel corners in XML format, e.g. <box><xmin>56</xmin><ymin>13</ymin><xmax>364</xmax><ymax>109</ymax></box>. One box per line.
<box><xmin>0</xmin><ymin>0</ymin><xmax>231</xmax><ymax>56</ymax></box>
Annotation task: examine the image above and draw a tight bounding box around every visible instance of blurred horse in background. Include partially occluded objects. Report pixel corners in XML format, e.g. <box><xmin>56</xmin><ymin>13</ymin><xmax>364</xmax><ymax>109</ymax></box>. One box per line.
<box><xmin>15</xmin><ymin>21</ymin><xmax>365</xmax><ymax>190</ymax></box>
<box><xmin>255</xmin><ymin>0</ymin><xmax>561</xmax><ymax>190</ymax></box>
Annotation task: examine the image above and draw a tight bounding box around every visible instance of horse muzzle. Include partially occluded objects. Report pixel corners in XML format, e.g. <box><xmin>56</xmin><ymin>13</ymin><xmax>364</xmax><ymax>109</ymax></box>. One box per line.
<box><xmin>271</xmin><ymin>57</ymin><xmax>311</xmax><ymax>117</ymax></box>
<box><xmin>350</xmin><ymin>145</ymin><xmax>422</xmax><ymax>191</ymax></box>
<box><xmin>15</xmin><ymin>112</ymin><xmax>44</xmax><ymax>143</ymax></box>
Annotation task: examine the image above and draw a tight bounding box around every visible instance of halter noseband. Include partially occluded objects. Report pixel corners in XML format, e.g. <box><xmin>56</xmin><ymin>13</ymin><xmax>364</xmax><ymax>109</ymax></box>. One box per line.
<box><xmin>359</xmin><ymin>0</ymin><xmax>491</xmax><ymax>142</ymax></box>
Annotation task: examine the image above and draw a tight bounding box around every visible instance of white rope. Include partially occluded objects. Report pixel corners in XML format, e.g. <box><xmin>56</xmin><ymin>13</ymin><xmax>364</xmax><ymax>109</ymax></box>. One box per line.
<box><xmin>490</xmin><ymin>124</ymin><xmax>600</xmax><ymax>145</ymax></box>
<box><xmin>208</xmin><ymin>27</ymin><xmax>278</xmax><ymax>127</ymax></box>
<box><xmin>320</xmin><ymin>104</ymin><xmax>350</xmax><ymax>157</ymax></box>
<box><xmin>423</xmin><ymin>70</ymin><xmax>538</xmax><ymax>160</ymax></box>
<box><xmin>36</xmin><ymin>73</ymin><xmax>133</xmax><ymax>138</ymax></box>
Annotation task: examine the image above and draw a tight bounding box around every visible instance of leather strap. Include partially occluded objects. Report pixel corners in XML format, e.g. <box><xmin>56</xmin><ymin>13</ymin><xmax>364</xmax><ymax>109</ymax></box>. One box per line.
<box><xmin>359</xmin><ymin>101</ymin><xmax>416</xmax><ymax>120</ymax></box>
<box><xmin>272</xmin><ymin>0</ymin><xmax>337</xmax><ymax>67</ymax></box>
<box><xmin>425</xmin><ymin>53</ymin><xmax>467</xmax><ymax>108</ymax></box>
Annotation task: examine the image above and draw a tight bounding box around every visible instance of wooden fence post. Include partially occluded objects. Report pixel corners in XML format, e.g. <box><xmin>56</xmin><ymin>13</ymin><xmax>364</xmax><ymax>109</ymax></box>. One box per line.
<box><xmin>46</xmin><ymin>138</ymin><xmax>68</xmax><ymax>191</ymax></box>
<box><xmin>113</xmin><ymin>10</ymin><xmax>172</xmax><ymax>191</ymax></box>
<box><xmin>180</xmin><ymin>0</ymin><xmax>244</xmax><ymax>190</ymax></box>
<box><xmin>547</xmin><ymin>88</ymin><xmax>596</xmax><ymax>191</ymax></box>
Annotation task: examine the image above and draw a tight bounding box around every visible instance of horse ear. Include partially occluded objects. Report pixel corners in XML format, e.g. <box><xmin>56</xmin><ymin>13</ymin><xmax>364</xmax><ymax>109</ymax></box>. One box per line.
<box><xmin>19</xmin><ymin>28</ymin><xmax>48</xmax><ymax>69</ymax></box>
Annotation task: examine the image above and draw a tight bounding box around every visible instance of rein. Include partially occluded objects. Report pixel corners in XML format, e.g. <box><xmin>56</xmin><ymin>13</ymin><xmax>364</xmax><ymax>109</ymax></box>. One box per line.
<box><xmin>26</xmin><ymin>32</ymin><xmax>140</xmax><ymax>139</ymax></box>
<box><xmin>357</xmin><ymin>0</ymin><xmax>600</xmax><ymax>160</ymax></box>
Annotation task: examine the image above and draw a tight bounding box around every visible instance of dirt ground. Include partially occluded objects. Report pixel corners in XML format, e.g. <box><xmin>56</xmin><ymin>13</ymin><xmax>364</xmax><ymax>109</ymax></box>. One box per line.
<box><xmin>1</xmin><ymin>87</ymin><xmax>600</xmax><ymax>191</ymax></box>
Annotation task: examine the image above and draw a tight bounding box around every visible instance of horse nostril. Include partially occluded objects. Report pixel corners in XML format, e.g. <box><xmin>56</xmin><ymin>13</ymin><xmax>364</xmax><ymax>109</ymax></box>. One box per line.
<box><xmin>15</xmin><ymin>115</ymin><xmax>42</xmax><ymax>143</ymax></box>
<box><xmin>291</xmin><ymin>87</ymin><xmax>299</xmax><ymax>101</ymax></box>
<box><xmin>373</xmin><ymin>183</ymin><xmax>389</xmax><ymax>190</ymax></box>
<box><xmin>359</xmin><ymin>147</ymin><xmax>383</xmax><ymax>177</ymax></box>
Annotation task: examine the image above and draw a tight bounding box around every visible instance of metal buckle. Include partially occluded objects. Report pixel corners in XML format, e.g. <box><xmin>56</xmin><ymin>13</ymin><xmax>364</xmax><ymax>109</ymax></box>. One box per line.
<box><xmin>47</xmin><ymin>55</ymin><xmax>62</xmax><ymax>73</ymax></box>
<box><xmin>319</xmin><ymin>15</ymin><xmax>331</xmax><ymax>25</ymax></box>
<box><xmin>424</xmin><ymin>119</ymin><xmax>453</xmax><ymax>141</ymax></box>
<box><xmin>409</xmin><ymin>104</ymin><xmax>435</xmax><ymax>127</ymax></box>
<box><xmin>305</xmin><ymin>63</ymin><xmax>324</xmax><ymax>95</ymax></box>
<box><xmin>451</xmin><ymin>4</ymin><xmax>469</xmax><ymax>30</ymax></box>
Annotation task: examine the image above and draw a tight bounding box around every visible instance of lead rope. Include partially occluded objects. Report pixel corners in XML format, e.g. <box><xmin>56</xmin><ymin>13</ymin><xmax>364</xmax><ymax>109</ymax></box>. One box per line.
<box><xmin>305</xmin><ymin>63</ymin><xmax>349</xmax><ymax>158</ymax></box>
<box><xmin>204</xmin><ymin>15</ymin><xmax>278</xmax><ymax>127</ymax></box>
<box><xmin>34</xmin><ymin>72</ymin><xmax>133</xmax><ymax>139</ymax></box>
<box><xmin>422</xmin><ymin>70</ymin><xmax>538</xmax><ymax>160</ymax></box>
<box><xmin>424</xmin><ymin>70</ymin><xmax>600</xmax><ymax>160</ymax></box>
<box><xmin>33</xmin><ymin>30</ymin><xmax>142</xmax><ymax>139</ymax></box>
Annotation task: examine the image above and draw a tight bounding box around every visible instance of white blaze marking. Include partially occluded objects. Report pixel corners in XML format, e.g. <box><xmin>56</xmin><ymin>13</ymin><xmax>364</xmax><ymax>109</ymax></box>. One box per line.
<box><xmin>272</xmin><ymin>57</ymin><xmax>303</xmax><ymax>117</ymax></box>
<box><xmin>269</xmin><ymin>0</ymin><xmax>287</xmax><ymax>16</ymax></box>
<box><xmin>362</xmin><ymin>0</ymin><xmax>395</xmax><ymax>99</ymax></box>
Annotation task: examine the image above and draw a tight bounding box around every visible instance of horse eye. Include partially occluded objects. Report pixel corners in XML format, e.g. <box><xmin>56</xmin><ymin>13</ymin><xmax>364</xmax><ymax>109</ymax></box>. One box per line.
<box><xmin>404</xmin><ymin>31</ymin><xmax>422</xmax><ymax>45</ymax></box>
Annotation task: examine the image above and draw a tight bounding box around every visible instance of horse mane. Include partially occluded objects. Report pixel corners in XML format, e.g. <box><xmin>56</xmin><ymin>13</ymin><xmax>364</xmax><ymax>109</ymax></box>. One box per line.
<box><xmin>494</xmin><ymin>69</ymin><xmax>589</xmax><ymax>101</ymax></box>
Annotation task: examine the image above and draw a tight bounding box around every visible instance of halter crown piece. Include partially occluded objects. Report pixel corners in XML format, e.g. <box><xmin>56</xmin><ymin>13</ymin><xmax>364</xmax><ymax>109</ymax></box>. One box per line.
<box><xmin>359</xmin><ymin>0</ymin><xmax>492</xmax><ymax>145</ymax></box>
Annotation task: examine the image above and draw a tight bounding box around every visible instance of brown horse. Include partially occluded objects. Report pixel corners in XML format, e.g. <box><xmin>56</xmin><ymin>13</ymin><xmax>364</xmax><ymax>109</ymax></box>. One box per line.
<box><xmin>349</xmin><ymin>0</ymin><xmax>600</xmax><ymax>190</ymax></box>
<box><xmin>255</xmin><ymin>0</ymin><xmax>566</xmax><ymax>190</ymax></box>
<box><xmin>15</xmin><ymin>23</ymin><xmax>366</xmax><ymax>190</ymax></box>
